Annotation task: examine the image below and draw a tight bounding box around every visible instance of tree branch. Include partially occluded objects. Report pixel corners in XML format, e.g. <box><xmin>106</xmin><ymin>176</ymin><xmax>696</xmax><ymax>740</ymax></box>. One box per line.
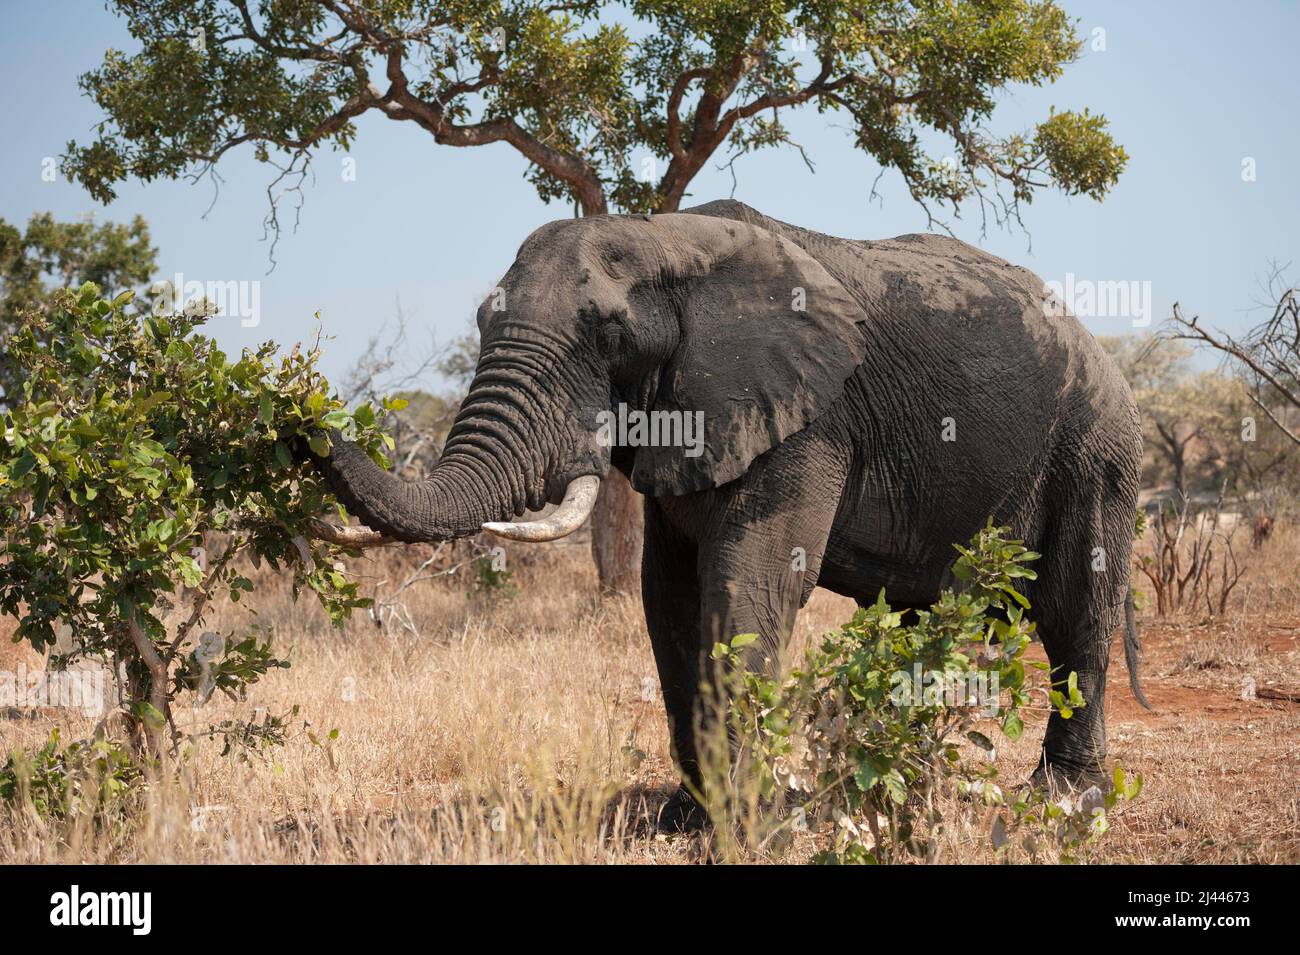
<box><xmin>217</xmin><ymin>3</ymin><xmax>612</xmax><ymax>215</ymax></box>
<box><xmin>230</xmin><ymin>0</ymin><xmax>352</xmax><ymax>63</ymax></box>
<box><xmin>1168</xmin><ymin>304</ymin><xmax>1300</xmax><ymax>412</ymax></box>
<box><xmin>378</xmin><ymin>43</ymin><xmax>608</xmax><ymax>214</ymax></box>
<box><xmin>666</xmin><ymin>66</ymin><xmax>711</xmax><ymax>160</ymax></box>
<box><xmin>307</xmin><ymin>517</ymin><xmax>392</xmax><ymax>547</ymax></box>
<box><xmin>1247</xmin><ymin>392</ymin><xmax>1300</xmax><ymax>448</ymax></box>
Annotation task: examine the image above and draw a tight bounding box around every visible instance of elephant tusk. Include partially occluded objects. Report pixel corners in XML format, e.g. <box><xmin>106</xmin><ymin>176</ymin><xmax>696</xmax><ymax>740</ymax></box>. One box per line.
<box><xmin>481</xmin><ymin>475</ymin><xmax>601</xmax><ymax>542</ymax></box>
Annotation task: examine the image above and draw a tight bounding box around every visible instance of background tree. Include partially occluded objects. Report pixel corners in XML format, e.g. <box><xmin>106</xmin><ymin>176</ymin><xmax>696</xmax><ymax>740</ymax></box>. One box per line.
<box><xmin>1168</xmin><ymin>274</ymin><xmax>1300</xmax><ymax>450</ymax></box>
<box><xmin>1099</xmin><ymin>337</ymin><xmax>1233</xmax><ymax>497</ymax></box>
<box><xmin>1164</xmin><ymin>274</ymin><xmax>1300</xmax><ymax>521</ymax></box>
<box><xmin>1100</xmin><ymin>334</ymin><xmax>1298</xmax><ymax>514</ymax></box>
<box><xmin>66</xmin><ymin>0</ymin><xmax>1128</xmax><ymax>594</ymax></box>
<box><xmin>0</xmin><ymin>213</ymin><xmax>155</xmax><ymax>404</ymax></box>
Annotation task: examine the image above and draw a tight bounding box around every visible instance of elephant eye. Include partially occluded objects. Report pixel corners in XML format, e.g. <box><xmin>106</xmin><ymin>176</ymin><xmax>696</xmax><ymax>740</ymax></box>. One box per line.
<box><xmin>597</xmin><ymin>321</ymin><xmax>623</xmax><ymax>356</ymax></box>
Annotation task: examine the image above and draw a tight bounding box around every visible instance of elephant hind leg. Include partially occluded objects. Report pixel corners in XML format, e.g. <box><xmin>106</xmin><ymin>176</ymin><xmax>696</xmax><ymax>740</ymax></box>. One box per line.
<box><xmin>1033</xmin><ymin>663</ymin><xmax>1113</xmax><ymax>791</ymax></box>
<box><xmin>1027</xmin><ymin>485</ymin><xmax>1132</xmax><ymax>790</ymax></box>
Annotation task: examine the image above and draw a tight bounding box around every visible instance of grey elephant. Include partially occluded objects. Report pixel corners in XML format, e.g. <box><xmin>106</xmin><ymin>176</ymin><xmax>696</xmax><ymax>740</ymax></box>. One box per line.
<box><xmin>320</xmin><ymin>199</ymin><xmax>1147</xmax><ymax>829</ymax></box>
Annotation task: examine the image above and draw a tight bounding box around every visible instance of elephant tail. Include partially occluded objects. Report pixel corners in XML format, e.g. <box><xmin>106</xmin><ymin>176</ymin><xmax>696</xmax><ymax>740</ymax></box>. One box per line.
<box><xmin>1124</xmin><ymin>586</ymin><xmax>1152</xmax><ymax>710</ymax></box>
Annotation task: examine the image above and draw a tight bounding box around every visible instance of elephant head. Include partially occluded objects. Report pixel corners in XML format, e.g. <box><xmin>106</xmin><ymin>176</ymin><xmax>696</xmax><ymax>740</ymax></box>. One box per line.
<box><xmin>321</xmin><ymin>209</ymin><xmax>869</xmax><ymax>542</ymax></box>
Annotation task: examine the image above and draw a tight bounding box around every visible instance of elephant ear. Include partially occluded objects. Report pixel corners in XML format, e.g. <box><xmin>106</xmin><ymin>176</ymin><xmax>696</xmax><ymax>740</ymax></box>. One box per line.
<box><xmin>630</xmin><ymin>222</ymin><xmax>868</xmax><ymax>495</ymax></box>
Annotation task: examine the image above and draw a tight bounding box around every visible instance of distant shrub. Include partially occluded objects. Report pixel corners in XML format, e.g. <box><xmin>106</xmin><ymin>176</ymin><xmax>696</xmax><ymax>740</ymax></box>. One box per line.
<box><xmin>469</xmin><ymin>552</ymin><xmax>519</xmax><ymax>603</ymax></box>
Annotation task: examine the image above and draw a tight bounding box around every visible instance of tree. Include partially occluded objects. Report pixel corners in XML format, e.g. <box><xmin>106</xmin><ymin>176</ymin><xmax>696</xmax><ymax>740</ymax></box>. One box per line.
<box><xmin>1101</xmin><ymin>337</ymin><xmax>1193</xmax><ymax>495</ymax></box>
<box><xmin>0</xmin><ymin>285</ymin><xmax>391</xmax><ymax>756</ymax></box>
<box><xmin>1100</xmin><ymin>334</ymin><xmax>1297</xmax><ymax>509</ymax></box>
<box><xmin>0</xmin><ymin>213</ymin><xmax>156</xmax><ymax>403</ymax></box>
<box><xmin>1164</xmin><ymin>277</ymin><xmax>1300</xmax><ymax>519</ymax></box>
<box><xmin>1100</xmin><ymin>336</ymin><xmax>1243</xmax><ymax>497</ymax></box>
<box><xmin>66</xmin><ymin>0</ymin><xmax>1128</xmax><ymax>593</ymax></box>
<box><xmin>1168</xmin><ymin>276</ymin><xmax>1300</xmax><ymax>450</ymax></box>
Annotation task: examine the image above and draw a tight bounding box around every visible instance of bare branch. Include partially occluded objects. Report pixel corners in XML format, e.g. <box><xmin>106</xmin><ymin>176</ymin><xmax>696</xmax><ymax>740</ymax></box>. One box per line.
<box><xmin>1167</xmin><ymin>301</ymin><xmax>1300</xmax><ymax>416</ymax></box>
<box><xmin>307</xmin><ymin>517</ymin><xmax>392</xmax><ymax>547</ymax></box>
<box><xmin>1247</xmin><ymin>392</ymin><xmax>1300</xmax><ymax>447</ymax></box>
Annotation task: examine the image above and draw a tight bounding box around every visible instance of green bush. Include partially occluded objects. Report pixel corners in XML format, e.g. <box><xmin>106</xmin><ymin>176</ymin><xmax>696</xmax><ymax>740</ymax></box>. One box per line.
<box><xmin>468</xmin><ymin>553</ymin><xmax>519</xmax><ymax>603</ymax></box>
<box><xmin>0</xmin><ymin>284</ymin><xmax>392</xmax><ymax>761</ymax></box>
<box><xmin>0</xmin><ymin>728</ymin><xmax>140</xmax><ymax>819</ymax></box>
<box><xmin>714</xmin><ymin>522</ymin><xmax>1140</xmax><ymax>863</ymax></box>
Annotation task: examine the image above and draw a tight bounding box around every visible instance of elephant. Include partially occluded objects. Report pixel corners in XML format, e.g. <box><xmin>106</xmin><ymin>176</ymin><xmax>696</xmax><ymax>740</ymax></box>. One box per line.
<box><xmin>320</xmin><ymin>199</ymin><xmax>1147</xmax><ymax>830</ymax></box>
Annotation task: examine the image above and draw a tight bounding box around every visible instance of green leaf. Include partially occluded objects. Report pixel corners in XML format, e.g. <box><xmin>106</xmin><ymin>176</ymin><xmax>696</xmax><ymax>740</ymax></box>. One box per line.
<box><xmin>883</xmin><ymin>770</ymin><xmax>908</xmax><ymax>806</ymax></box>
<box><xmin>133</xmin><ymin>702</ymin><xmax>166</xmax><ymax>728</ymax></box>
<box><xmin>1002</xmin><ymin>710</ymin><xmax>1024</xmax><ymax>742</ymax></box>
<box><xmin>321</xmin><ymin>410</ymin><xmax>351</xmax><ymax>430</ymax></box>
<box><xmin>1067</xmin><ymin>670</ymin><xmax>1086</xmax><ymax>707</ymax></box>
<box><xmin>854</xmin><ymin>763</ymin><xmax>881</xmax><ymax>792</ymax></box>
<box><xmin>177</xmin><ymin>555</ymin><xmax>204</xmax><ymax>587</ymax></box>
<box><xmin>308</xmin><ymin>434</ymin><xmax>330</xmax><ymax>458</ymax></box>
<box><xmin>1000</xmin><ymin>584</ymin><xmax>1031</xmax><ymax>609</ymax></box>
<box><xmin>137</xmin><ymin>390</ymin><xmax>172</xmax><ymax>414</ymax></box>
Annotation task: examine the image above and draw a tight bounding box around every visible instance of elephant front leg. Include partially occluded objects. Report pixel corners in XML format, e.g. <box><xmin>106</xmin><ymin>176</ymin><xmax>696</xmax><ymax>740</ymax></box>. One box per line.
<box><xmin>688</xmin><ymin>528</ymin><xmax>830</xmax><ymax>822</ymax></box>
<box><xmin>691</xmin><ymin>462</ymin><xmax>844</xmax><ymax>814</ymax></box>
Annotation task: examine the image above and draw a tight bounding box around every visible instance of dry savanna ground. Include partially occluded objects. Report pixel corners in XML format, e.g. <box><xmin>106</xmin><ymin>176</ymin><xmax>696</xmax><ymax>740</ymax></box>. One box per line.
<box><xmin>1</xmin><ymin>525</ymin><xmax>1298</xmax><ymax>864</ymax></box>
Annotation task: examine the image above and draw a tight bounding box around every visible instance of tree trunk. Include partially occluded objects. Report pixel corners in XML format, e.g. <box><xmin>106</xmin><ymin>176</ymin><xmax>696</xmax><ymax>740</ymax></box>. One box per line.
<box><xmin>591</xmin><ymin>468</ymin><xmax>644</xmax><ymax>596</ymax></box>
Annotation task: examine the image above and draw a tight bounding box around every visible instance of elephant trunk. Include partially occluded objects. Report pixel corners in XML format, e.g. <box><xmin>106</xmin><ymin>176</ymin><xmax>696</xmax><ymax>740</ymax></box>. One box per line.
<box><xmin>319</xmin><ymin>437</ymin><xmax>502</xmax><ymax>542</ymax></box>
<box><xmin>319</xmin><ymin>340</ymin><xmax>584</xmax><ymax>543</ymax></box>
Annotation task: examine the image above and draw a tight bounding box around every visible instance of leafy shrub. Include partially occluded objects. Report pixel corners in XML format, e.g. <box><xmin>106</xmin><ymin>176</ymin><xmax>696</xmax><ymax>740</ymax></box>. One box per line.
<box><xmin>713</xmin><ymin>522</ymin><xmax>1140</xmax><ymax>863</ymax></box>
<box><xmin>0</xmin><ymin>728</ymin><xmax>141</xmax><ymax>819</ymax></box>
<box><xmin>0</xmin><ymin>284</ymin><xmax>392</xmax><ymax>758</ymax></box>
<box><xmin>468</xmin><ymin>552</ymin><xmax>519</xmax><ymax>603</ymax></box>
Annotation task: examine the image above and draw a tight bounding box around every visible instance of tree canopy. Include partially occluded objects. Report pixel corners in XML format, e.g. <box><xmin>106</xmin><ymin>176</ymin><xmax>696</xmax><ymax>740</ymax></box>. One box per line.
<box><xmin>67</xmin><ymin>0</ymin><xmax>1127</xmax><ymax>224</ymax></box>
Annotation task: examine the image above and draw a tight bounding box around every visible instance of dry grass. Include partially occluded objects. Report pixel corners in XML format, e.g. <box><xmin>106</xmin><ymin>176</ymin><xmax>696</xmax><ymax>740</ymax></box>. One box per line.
<box><xmin>2</xmin><ymin>527</ymin><xmax>1298</xmax><ymax>864</ymax></box>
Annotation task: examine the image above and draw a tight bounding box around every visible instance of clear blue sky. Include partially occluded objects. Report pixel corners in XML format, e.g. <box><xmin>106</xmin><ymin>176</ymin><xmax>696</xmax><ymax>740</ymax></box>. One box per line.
<box><xmin>1</xmin><ymin>1</ymin><xmax>1296</xmax><ymax>385</ymax></box>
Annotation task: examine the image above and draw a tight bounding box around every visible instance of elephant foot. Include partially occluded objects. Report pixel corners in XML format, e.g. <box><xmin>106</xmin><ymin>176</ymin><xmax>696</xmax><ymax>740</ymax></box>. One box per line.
<box><xmin>1028</xmin><ymin>760</ymin><xmax>1110</xmax><ymax>797</ymax></box>
<box><xmin>656</xmin><ymin>784</ymin><xmax>710</xmax><ymax>833</ymax></box>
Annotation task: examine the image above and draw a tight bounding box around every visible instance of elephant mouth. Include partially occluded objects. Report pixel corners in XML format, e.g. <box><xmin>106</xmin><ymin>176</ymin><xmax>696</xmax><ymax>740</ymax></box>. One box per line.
<box><xmin>480</xmin><ymin>474</ymin><xmax>600</xmax><ymax>542</ymax></box>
